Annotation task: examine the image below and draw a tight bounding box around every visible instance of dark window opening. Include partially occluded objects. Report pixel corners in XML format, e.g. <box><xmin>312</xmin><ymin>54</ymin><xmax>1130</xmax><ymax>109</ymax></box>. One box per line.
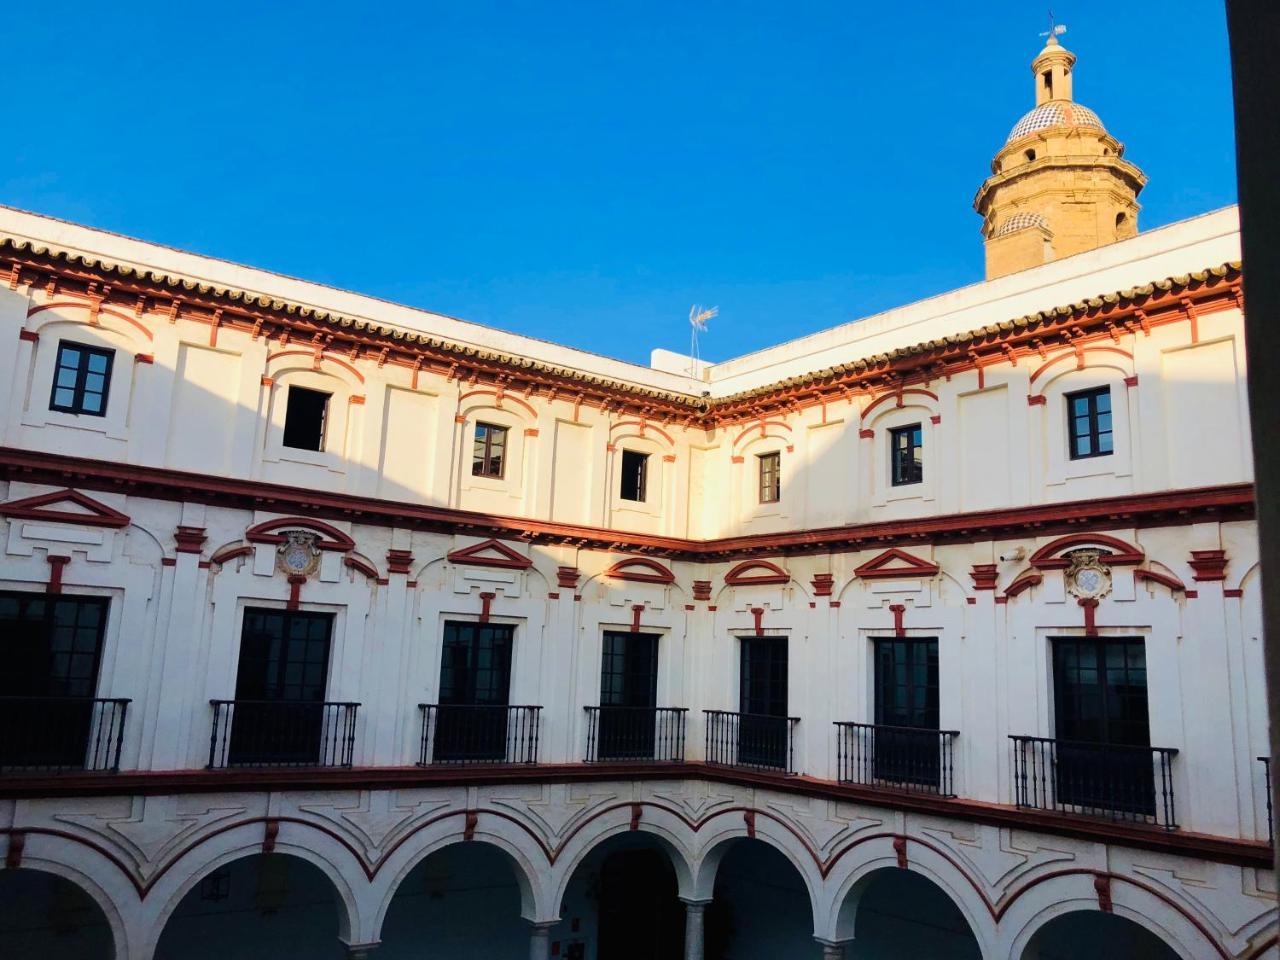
<box><xmin>757</xmin><ymin>451</ymin><xmax>781</xmax><ymax>504</ymax></box>
<box><xmin>598</xmin><ymin>630</ymin><xmax>660</xmax><ymax>759</ymax></box>
<box><xmin>1052</xmin><ymin>636</ymin><xmax>1153</xmax><ymax>814</ymax></box>
<box><xmin>620</xmin><ymin>449</ymin><xmax>649</xmax><ymax>502</ymax></box>
<box><xmin>739</xmin><ymin>636</ymin><xmax>789</xmax><ymax>768</ymax></box>
<box><xmin>49</xmin><ymin>341</ymin><xmax>113</xmax><ymax>416</ymax></box>
<box><xmin>282</xmin><ymin>386</ymin><xmax>330</xmax><ymax>452</ymax></box>
<box><xmin>1115</xmin><ymin>211</ymin><xmax>1128</xmax><ymax>227</ymax></box>
<box><xmin>1066</xmin><ymin>386</ymin><xmax>1114</xmax><ymax>459</ymax></box>
<box><xmin>890</xmin><ymin>423</ymin><xmax>923</xmax><ymax>486</ymax></box>
<box><xmin>1041</xmin><ymin>70</ymin><xmax>1052</xmax><ymax>97</ymax></box>
<box><xmin>873</xmin><ymin>637</ymin><xmax>941</xmax><ymax>787</ymax></box>
<box><xmin>435</xmin><ymin>620</ymin><xmax>515</xmax><ymax>761</ymax></box>
<box><xmin>472</xmin><ymin>422</ymin><xmax>508</xmax><ymax>478</ymax></box>
<box><xmin>228</xmin><ymin>608</ymin><xmax>334</xmax><ymax>765</ymax></box>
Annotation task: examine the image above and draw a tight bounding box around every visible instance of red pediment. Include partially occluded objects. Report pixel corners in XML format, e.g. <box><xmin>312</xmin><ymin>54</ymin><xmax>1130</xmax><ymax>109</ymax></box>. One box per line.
<box><xmin>854</xmin><ymin>547</ymin><xmax>939</xmax><ymax>580</ymax></box>
<box><xmin>724</xmin><ymin>560</ymin><xmax>790</xmax><ymax>586</ymax></box>
<box><xmin>447</xmin><ymin>538</ymin><xmax>532</xmax><ymax>570</ymax></box>
<box><xmin>1028</xmin><ymin>534</ymin><xmax>1143</xmax><ymax>570</ymax></box>
<box><xmin>245</xmin><ymin>517</ymin><xmax>355</xmax><ymax>551</ymax></box>
<box><xmin>0</xmin><ymin>488</ymin><xmax>129</xmax><ymax>528</ymax></box>
<box><xmin>604</xmin><ymin>557</ymin><xmax>676</xmax><ymax>584</ymax></box>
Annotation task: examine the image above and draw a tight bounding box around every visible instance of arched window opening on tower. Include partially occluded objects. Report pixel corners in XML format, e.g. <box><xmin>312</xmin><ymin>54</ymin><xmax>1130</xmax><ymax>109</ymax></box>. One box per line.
<box><xmin>1116</xmin><ymin>212</ymin><xmax>1128</xmax><ymax>229</ymax></box>
<box><xmin>1041</xmin><ymin>70</ymin><xmax>1053</xmax><ymax>98</ymax></box>
<box><xmin>1025</xmin><ymin>149</ymin><xmax>1036</xmax><ymax>162</ymax></box>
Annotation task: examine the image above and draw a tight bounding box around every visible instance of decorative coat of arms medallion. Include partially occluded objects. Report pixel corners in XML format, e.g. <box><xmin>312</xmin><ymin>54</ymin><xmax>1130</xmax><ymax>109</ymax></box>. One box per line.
<box><xmin>1064</xmin><ymin>549</ymin><xmax>1112</xmax><ymax>601</ymax></box>
<box><xmin>276</xmin><ymin>531</ymin><xmax>321</xmax><ymax>577</ymax></box>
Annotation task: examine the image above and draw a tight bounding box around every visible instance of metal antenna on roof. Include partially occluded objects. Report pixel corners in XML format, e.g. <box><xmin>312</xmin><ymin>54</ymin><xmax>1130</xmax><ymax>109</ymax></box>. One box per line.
<box><xmin>1039</xmin><ymin>11</ymin><xmax>1067</xmax><ymax>40</ymax></box>
<box><xmin>688</xmin><ymin>304</ymin><xmax>717</xmax><ymax>380</ymax></box>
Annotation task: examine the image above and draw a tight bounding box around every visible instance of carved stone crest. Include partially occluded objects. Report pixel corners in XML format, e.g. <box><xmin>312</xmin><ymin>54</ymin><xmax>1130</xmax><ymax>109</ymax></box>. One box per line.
<box><xmin>1064</xmin><ymin>549</ymin><xmax>1111</xmax><ymax>601</ymax></box>
<box><xmin>276</xmin><ymin>531</ymin><xmax>321</xmax><ymax>577</ymax></box>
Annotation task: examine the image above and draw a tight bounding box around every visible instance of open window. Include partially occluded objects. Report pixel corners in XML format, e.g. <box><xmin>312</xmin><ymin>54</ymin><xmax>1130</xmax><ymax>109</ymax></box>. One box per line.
<box><xmin>620</xmin><ymin>449</ymin><xmax>649</xmax><ymax>502</ymax></box>
<box><xmin>282</xmin><ymin>386</ymin><xmax>330</xmax><ymax>452</ymax></box>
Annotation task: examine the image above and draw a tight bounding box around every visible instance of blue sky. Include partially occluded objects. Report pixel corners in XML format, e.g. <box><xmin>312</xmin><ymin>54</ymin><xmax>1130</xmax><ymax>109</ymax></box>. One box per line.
<box><xmin>2</xmin><ymin>1</ymin><xmax>1236</xmax><ymax>365</ymax></box>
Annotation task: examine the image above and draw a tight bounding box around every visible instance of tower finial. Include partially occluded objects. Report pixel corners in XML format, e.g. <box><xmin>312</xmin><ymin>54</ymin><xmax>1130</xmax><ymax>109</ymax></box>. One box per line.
<box><xmin>1039</xmin><ymin>10</ymin><xmax>1067</xmax><ymax>44</ymax></box>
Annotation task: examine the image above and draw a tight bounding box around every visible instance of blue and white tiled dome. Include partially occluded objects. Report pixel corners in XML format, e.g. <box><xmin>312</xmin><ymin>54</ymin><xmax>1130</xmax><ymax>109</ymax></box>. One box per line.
<box><xmin>1007</xmin><ymin>101</ymin><xmax>1105</xmax><ymax>142</ymax></box>
<box><xmin>996</xmin><ymin>211</ymin><xmax>1050</xmax><ymax>236</ymax></box>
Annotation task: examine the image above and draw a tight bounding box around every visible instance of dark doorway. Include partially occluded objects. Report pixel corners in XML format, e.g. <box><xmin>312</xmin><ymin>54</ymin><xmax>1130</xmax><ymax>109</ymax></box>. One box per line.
<box><xmin>598</xmin><ymin>631</ymin><xmax>659</xmax><ymax>759</ymax></box>
<box><xmin>436</xmin><ymin>620</ymin><xmax>515</xmax><ymax>761</ymax></box>
<box><xmin>739</xmin><ymin>636</ymin><xmax>789</xmax><ymax>769</ymax></box>
<box><xmin>1052</xmin><ymin>637</ymin><xmax>1153</xmax><ymax>815</ymax></box>
<box><xmin>598</xmin><ymin>849</ymin><xmax>684</xmax><ymax>960</ymax></box>
<box><xmin>872</xmin><ymin>637</ymin><xmax>941</xmax><ymax>787</ymax></box>
<box><xmin>0</xmin><ymin>591</ymin><xmax>109</xmax><ymax>769</ymax></box>
<box><xmin>229</xmin><ymin>608</ymin><xmax>333</xmax><ymax>765</ymax></box>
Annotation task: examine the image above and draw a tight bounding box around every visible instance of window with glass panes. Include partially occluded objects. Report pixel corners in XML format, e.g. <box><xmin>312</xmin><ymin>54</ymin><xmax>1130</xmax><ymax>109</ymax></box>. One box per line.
<box><xmin>1066</xmin><ymin>386</ymin><xmax>1113</xmax><ymax>459</ymax></box>
<box><xmin>600</xmin><ymin>631</ymin><xmax>659</xmax><ymax>708</ymax></box>
<box><xmin>234</xmin><ymin>609</ymin><xmax>333</xmax><ymax>702</ymax></box>
<box><xmin>49</xmin><ymin>341</ymin><xmax>113</xmax><ymax>416</ymax></box>
<box><xmin>439</xmin><ymin>621</ymin><xmax>514</xmax><ymax>705</ymax></box>
<box><xmin>1052</xmin><ymin>637</ymin><xmax>1149</xmax><ymax>746</ymax></box>
<box><xmin>0</xmin><ymin>591</ymin><xmax>109</xmax><ymax>697</ymax></box>
<box><xmin>873</xmin><ymin>638</ymin><xmax>939</xmax><ymax>729</ymax></box>
<box><xmin>758</xmin><ymin>452</ymin><xmax>780</xmax><ymax>503</ymax></box>
<box><xmin>472</xmin><ymin>423</ymin><xmax>508</xmax><ymax>478</ymax></box>
<box><xmin>890</xmin><ymin>423</ymin><xmax>923</xmax><ymax>486</ymax></box>
<box><xmin>740</xmin><ymin>636</ymin><xmax>788</xmax><ymax>717</ymax></box>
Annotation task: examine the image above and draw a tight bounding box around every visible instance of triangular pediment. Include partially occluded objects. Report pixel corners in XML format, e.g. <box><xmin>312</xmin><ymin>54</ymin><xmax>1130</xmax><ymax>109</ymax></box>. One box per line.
<box><xmin>0</xmin><ymin>488</ymin><xmax>130</xmax><ymax>529</ymax></box>
<box><xmin>854</xmin><ymin>547</ymin><xmax>938</xmax><ymax>580</ymax></box>
<box><xmin>447</xmin><ymin>538</ymin><xmax>532</xmax><ymax>570</ymax></box>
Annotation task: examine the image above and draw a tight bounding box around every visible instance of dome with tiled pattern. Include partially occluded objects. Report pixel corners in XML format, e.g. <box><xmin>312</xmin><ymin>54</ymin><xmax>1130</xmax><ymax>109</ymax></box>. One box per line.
<box><xmin>995</xmin><ymin>212</ymin><xmax>1050</xmax><ymax>236</ymax></box>
<box><xmin>1007</xmin><ymin>101</ymin><xmax>1105</xmax><ymax>143</ymax></box>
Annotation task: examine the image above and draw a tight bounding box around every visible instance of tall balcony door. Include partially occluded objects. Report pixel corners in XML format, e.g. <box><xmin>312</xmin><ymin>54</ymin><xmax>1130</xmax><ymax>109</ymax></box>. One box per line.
<box><xmin>436</xmin><ymin>621</ymin><xmax>515</xmax><ymax>762</ymax></box>
<box><xmin>872</xmin><ymin>637</ymin><xmax>940</xmax><ymax>787</ymax></box>
<box><xmin>0</xmin><ymin>591</ymin><xmax>109</xmax><ymax>768</ymax></box>
<box><xmin>230</xmin><ymin>608</ymin><xmax>333</xmax><ymax>765</ymax></box>
<box><xmin>739</xmin><ymin>636</ymin><xmax>788</xmax><ymax>768</ymax></box>
<box><xmin>1051</xmin><ymin>637</ymin><xmax>1153</xmax><ymax>815</ymax></box>
<box><xmin>598</xmin><ymin>631</ymin><xmax>659</xmax><ymax>760</ymax></box>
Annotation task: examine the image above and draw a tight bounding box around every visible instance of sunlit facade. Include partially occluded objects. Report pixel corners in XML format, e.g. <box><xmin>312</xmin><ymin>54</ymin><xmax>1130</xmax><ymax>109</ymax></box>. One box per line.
<box><xmin>0</xmin><ymin>39</ymin><xmax>1273</xmax><ymax>960</ymax></box>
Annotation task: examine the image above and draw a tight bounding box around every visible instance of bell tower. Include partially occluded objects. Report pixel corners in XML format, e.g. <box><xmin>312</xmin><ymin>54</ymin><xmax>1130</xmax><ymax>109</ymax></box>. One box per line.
<box><xmin>974</xmin><ymin>34</ymin><xmax>1147</xmax><ymax>280</ymax></box>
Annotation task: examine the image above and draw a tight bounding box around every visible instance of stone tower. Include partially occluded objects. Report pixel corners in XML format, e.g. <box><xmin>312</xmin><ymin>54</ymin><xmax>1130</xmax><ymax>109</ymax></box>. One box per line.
<box><xmin>974</xmin><ymin>36</ymin><xmax>1147</xmax><ymax>280</ymax></box>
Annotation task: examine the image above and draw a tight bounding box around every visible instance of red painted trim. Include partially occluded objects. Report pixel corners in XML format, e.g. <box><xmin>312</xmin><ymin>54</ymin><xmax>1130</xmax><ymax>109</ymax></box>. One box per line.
<box><xmin>1224</xmin><ymin>588</ymin><xmax>1244</xmax><ymax>599</ymax></box>
<box><xmin>631</xmin><ymin>604</ymin><xmax>644</xmax><ymax>632</ymax></box>
<box><xmin>557</xmin><ymin>566</ymin><xmax>579</xmax><ymax>589</ymax></box>
<box><xmin>209</xmin><ymin>544</ymin><xmax>253</xmax><ymax>566</ymax></box>
<box><xmin>479</xmin><ymin>592</ymin><xmax>496</xmax><ymax>623</ymax></box>
<box><xmin>604</xmin><ymin>557</ymin><xmax>676</xmax><ymax>584</ymax></box>
<box><xmin>692</xmin><ymin>580</ymin><xmax>712</xmax><ymax>601</ymax></box>
<box><xmin>161</xmin><ymin>557</ymin><xmax>177</xmax><ymax>567</ymax></box>
<box><xmin>1029</xmin><ymin>346</ymin><xmax>1132</xmax><ymax>385</ymax></box>
<box><xmin>46</xmin><ymin>555</ymin><xmax>69</xmax><ymax>594</ymax></box>
<box><xmin>459</xmin><ymin>389</ymin><xmax>537</xmax><ymax>418</ymax></box>
<box><xmin>0</xmin><ymin>447</ymin><xmax>1255</xmax><ymax>563</ymax></box>
<box><xmin>860</xmin><ymin>388</ymin><xmax>938</xmax><ymax>422</ymax></box>
<box><xmin>386</xmin><ymin>549</ymin><xmax>414</xmax><ymax>575</ymax></box>
<box><xmin>286</xmin><ymin>575</ymin><xmax>305</xmax><ymax>610</ymax></box>
<box><xmin>1124</xmin><ymin>375</ymin><xmax>1139</xmax><ymax>388</ymax></box>
<box><xmin>889</xmin><ymin>603</ymin><xmax>906</xmax><ymax>637</ymax></box>
<box><xmin>27</xmin><ymin>301</ymin><xmax>154</xmax><ymax>341</ymax></box>
<box><xmin>4</xmin><ymin>830</ymin><xmax>23</xmax><ymax>868</ymax></box>
<box><xmin>750</xmin><ymin>607</ymin><xmax>765</xmax><ymax>636</ymax></box>
<box><xmin>1027</xmin><ymin>394</ymin><xmax>1046</xmax><ymax>405</ymax></box>
<box><xmin>262</xmin><ymin>819</ymin><xmax>279</xmax><ymax>854</ymax></box>
<box><xmin>173</xmin><ymin>526</ymin><xmax>207</xmax><ymax>554</ymax></box>
<box><xmin>1080</xmin><ymin>598</ymin><xmax>1099</xmax><ymax>636</ymax></box>
<box><xmin>893</xmin><ymin>835</ymin><xmax>908</xmax><ymax>869</ymax></box>
<box><xmin>246</xmin><ymin>516</ymin><xmax>355</xmax><ymax>551</ymax></box>
<box><xmin>811</xmin><ymin>573</ymin><xmax>834</xmax><ymax>597</ymax></box>
<box><xmin>1002</xmin><ymin>572</ymin><xmax>1043</xmax><ymax>599</ymax></box>
<box><xmin>134</xmin><ymin>353</ymin><xmax>155</xmax><ymax>364</ymax></box>
<box><xmin>1029</xmin><ymin>533</ymin><xmax>1143</xmax><ymax>569</ymax></box>
<box><xmin>969</xmin><ymin>563</ymin><xmax>998</xmax><ymax>591</ymax></box>
<box><xmin>1134</xmin><ymin>569</ymin><xmax>1186</xmax><ymax>593</ymax></box>
<box><xmin>266</xmin><ymin>349</ymin><xmax>366</xmax><ymax>383</ymax></box>
<box><xmin>0</xmin><ymin>488</ymin><xmax>130</xmax><ymax>528</ymax></box>
<box><xmin>447</xmin><ymin>538</ymin><xmax>532</xmax><ymax>570</ymax></box>
<box><xmin>855</xmin><ymin>547</ymin><xmax>939</xmax><ymax>580</ymax></box>
<box><xmin>858</xmin><ymin>428</ymin><xmax>875</xmax><ymax>439</ymax></box>
<box><xmin>1185</xmin><ymin>590</ymin><xmax>1199</xmax><ymax>599</ymax></box>
<box><xmin>344</xmin><ymin>555</ymin><xmax>381</xmax><ymax>582</ymax></box>
<box><xmin>724</xmin><ymin>559</ymin><xmax>790</xmax><ymax>586</ymax></box>
<box><xmin>1188</xmin><ymin>549</ymin><xmax>1228</xmax><ymax>581</ymax></box>
<box><xmin>18</xmin><ymin>329</ymin><xmax>38</xmax><ymax>343</ymax></box>
<box><xmin>732</xmin><ymin>420</ymin><xmax>792</xmax><ymax>451</ymax></box>
<box><xmin>611</xmin><ymin>419</ymin><xmax>676</xmax><ymax>446</ymax></box>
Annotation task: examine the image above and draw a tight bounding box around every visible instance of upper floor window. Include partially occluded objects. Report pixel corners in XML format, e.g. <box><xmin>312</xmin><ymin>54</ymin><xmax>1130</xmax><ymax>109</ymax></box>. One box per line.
<box><xmin>50</xmin><ymin>341</ymin><xmax>113</xmax><ymax>416</ymax></box>
<box><xmin>472</xmin><ymin>422</ymin><xmax>508</xmax><ymax>478</ymax></box>
<box><xmin>282</xmin><ymin>385</ymin><xmax>330</xmax><ymax>452</ymax></box>
<box><xmin>758</xmin><ymin>452</ymin><xmax>780</xmax><ymax>503</ymax></box>
<box><xmin>620</xmin><ymin>450</ymin><xmax>649</xmax><ymax>502</ymax></box>
<box><xmin>1066</xmin><ymin>386</ymin><xmax>1113</xmax><ymax>459</ymax></box>
<box><xmin>890</xmin><ymin>423</ymin><xmax>923</xmax><ymax>486</ymax></box>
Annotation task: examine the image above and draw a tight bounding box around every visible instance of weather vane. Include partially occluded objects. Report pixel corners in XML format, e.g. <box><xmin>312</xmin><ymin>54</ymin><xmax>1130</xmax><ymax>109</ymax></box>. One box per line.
<box><xmin>688</xmin><ymin>304</ymin><xmax>717</xmax><ymax>380</ymax></box>
<box><xmin>1040</xmin><ymin>10</ymin><xmax>1067</xmax><ymax>40</ymax></box>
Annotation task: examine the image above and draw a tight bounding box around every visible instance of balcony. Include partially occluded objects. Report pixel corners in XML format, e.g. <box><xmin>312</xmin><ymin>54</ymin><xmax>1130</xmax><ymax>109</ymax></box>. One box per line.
<box><xmin>207</xmin><ymin>700</ymin><xmax>359</xmax><ymax>768</ymax></box>
<box><xmin>704</xmin><ymin>710</ymin><xmax>799</xmax><ymax>774</ymax></box>
<box><xmin>0</xmin><ymin>696</ymin><xmax>130</xmax><ymax>774</ymax></box>
<box><xmin>1010</xmin><ymin>735</ymin><xmax>1179</xmax><ymax>828</ymax></box>
<box><xmin>835</xmin><ymin>722</ymin><xmax>959</xmax><ymax>797</ymax></box>
<box><xmin>418</xmin><ymin>704</ymin><xmax>541</xmax><ymax>765</ymax></box>
<box><xmin>584</xmin><ymin>706</ymin><xmax>688</xmax><ymax>763</ymax></box>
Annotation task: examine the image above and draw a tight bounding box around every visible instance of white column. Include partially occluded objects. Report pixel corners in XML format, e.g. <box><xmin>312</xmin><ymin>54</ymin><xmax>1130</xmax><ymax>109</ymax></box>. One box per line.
<box><xmin>528</xmin><ymin>921</ymin><xmax>556</xmax><ymax>960</ymax></box>
<box><xmin>681</xmin><ymin>898</ymin><xmax>712</xmax><ymax>960</ymax></box>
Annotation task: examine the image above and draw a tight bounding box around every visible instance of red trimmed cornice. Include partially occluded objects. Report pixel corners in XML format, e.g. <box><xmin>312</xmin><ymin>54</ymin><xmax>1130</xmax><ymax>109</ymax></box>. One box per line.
<box><xmin>0</xmin><ymin>447</ymin><xmax>1255</xmax><ymax>562</ymax></box>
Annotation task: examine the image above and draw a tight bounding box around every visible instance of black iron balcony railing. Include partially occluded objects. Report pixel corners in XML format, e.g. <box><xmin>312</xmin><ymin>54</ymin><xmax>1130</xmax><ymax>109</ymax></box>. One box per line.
<box><xmin>835</xmin><ymin>722</ymin><xmax>959</xmax><ymax>797</ymax></box>
<box><xmin>1010</xmin><ymin>735</ymin><xmax>1179</xmax><ymax>828</ymax></box>
<box><xmin>584</xmin><ymin>706</ymin><xmax>688</xmax><ymax>763</ymax></box>
<box><xmin>0</xmin><ymin>696</ymin><xmax>130</xmax><ymax>773</ymax></box>
<box><xmin>418</xmin><ymin>704</ymin><xmax>541</xmax><ymax>765</ymax></box>
<box><xmin>1260</xmin><ymin>757</ymin><xmax>1273</xmax><ymax>846</ymax></box>
<box><xmin>208</xmin><ymin>700</ymin><xmax>359</xmax><ymax>768</ymax></box>
<box><xmin>704</xmin><ymin>710</ymin><xmax>799</xmax><ymax>774</ymax></box>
